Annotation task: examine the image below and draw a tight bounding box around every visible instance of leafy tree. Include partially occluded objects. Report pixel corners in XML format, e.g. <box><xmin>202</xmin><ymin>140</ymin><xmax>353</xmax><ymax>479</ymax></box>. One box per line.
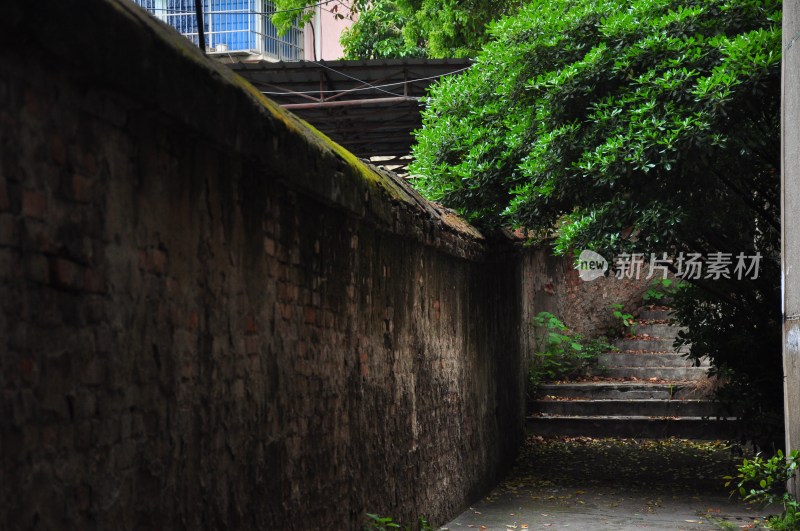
<box><xmin>339</xmin><ymin>0</ymin><xmax>424</xmax><ymax>59</ymax></box>
<box><xmin>397</xmin><ymin>0</ymin><xmax>518</xmax><ymax>58</ymax></box>
<box><xmin>411</xmin><ymin>0</ymin><xmax>783</xmax><ymax>445</ymax></box>
<box><xmin>271</xmin><ymin>0</ymin><xmax>516</xmax><ymax>59</ymax></box>
<box><xmin>269</xmin><ymin>0</ymin><xmax>337</xmax><ymax>37</ymax></box>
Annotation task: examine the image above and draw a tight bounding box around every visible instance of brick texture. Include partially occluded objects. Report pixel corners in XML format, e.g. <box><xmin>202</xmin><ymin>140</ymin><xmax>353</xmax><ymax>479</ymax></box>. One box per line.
<box><xmin>0</xmin><ymin>1</ymin><xmax>524</xmax><ymax>530</ymax></box>
<box><xmin>520</xmin><ymin>249</ymin><xmax>652</xmax><ymax>345</ymax></box>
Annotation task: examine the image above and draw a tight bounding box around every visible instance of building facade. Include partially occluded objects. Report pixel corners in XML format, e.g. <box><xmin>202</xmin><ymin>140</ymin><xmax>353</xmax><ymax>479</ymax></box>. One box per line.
<box><xmin>132</xmin><ymin>0</ymin><xmax>351</xmax><ymax>61</ymax></box>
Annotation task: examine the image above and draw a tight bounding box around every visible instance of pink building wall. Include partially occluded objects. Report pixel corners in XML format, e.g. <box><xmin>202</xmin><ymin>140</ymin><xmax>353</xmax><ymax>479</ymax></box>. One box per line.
<box><xmin>303</xmin><ymin>2</ymin><xmax>354</xmax><ymax>60</ymax></box>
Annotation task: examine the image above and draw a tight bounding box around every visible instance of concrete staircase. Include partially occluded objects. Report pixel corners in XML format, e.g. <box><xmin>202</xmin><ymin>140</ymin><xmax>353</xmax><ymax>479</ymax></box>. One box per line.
<box><xmin>527</xmin><ymin>307</ymin><xmax>739</xmax><ymax>439</ymax></box>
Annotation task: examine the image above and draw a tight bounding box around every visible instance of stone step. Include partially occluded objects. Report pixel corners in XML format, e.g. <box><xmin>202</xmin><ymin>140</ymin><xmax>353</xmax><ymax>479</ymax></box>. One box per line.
<box><xmin>537</xmin><ymin>383</ymin><xmax>699</xmax><ymax>400</ymax></box>
<box><xmin>598</xmin><ymin>352</ymin><xmax>709</xmax><ymax>368</ymax></box>
<box><xmin>634</xmin><ymin>323</ymin><xmax>684</xmax><ymax>338</ymax></box>
<box><xmin>637</xmin><ymin>309</ymin><xmax>673</xmax><ymax>320</ymax></box>
<box><xmin>613</xmin><ymin>338</ymin><xmax>685</xmax><ymax>352</ymax></box>
<box><xmin>531</xmin><ymin>308</ymin><xmax>723</xmax><ymax>440</ymax></box>
<box><xmin>526</xmin><ymin>415</ymin><xmax>739</xmax><ymax>440</ymax></box>
<box><xmin>531</xmin><ymin>398</ymin><xmax>719</xmax><ymax>417</ymax></box>
<box><xmin>601</xmin><ymin>366</ymin><xmax>709</xmax><ymax>380</ymax></box>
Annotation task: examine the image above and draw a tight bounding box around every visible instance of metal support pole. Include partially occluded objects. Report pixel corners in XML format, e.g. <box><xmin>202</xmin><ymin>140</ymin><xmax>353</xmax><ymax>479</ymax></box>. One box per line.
<box><xmin>194</xmin><ymin>0</ymin><xmax>206</xmax><ymax>53</ymax></box>
<box><xmin>782</xmin><ymin>0</ymin><xmax>800</xmax><ymax>499</ymax></box>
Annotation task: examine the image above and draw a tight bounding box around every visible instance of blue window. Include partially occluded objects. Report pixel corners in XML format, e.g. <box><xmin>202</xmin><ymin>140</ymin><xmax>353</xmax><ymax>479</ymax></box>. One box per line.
<box><xmin>131</xmin><ymin>0</ymin><xmax>303</xmax><ymax>60</ymax></box>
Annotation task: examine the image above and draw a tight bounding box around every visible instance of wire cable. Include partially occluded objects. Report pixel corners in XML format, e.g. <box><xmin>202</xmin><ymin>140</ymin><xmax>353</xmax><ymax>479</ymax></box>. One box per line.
<box><xmin>307</xmin><ymin>59</ymin><xmax>398</xmax><ymax>97</ymax></box>
<box><xmin>257</xmin><ymin>66</ymin><xmax>473</xmax><ymax>96</ymax></box>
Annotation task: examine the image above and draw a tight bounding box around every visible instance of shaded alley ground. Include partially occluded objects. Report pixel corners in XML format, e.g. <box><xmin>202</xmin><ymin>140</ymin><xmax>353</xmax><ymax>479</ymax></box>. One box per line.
<box><xmin>442</xmin><ymin>436</ymin><xmax>769</xmax><ymax>530</ymax></box>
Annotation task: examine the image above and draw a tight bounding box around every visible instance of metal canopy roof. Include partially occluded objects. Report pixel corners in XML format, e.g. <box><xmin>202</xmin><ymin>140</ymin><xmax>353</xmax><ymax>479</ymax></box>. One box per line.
<box><xmin>229</xmin><ymin>59</ymin><xmax>473</xmax><ymax>172</ymax></box>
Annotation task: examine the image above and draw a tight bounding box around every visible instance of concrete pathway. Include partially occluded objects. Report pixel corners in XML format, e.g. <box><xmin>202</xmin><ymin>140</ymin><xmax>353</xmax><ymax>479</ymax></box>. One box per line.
<box><xmin>441</xmin><ymin>437</ymin><xmax>769</xmax><ymax>530</ymax></box>
<box><xmin>442</xmin><ymin>486</ymin><xmax>762</xmax><ymax>530</ymax></box>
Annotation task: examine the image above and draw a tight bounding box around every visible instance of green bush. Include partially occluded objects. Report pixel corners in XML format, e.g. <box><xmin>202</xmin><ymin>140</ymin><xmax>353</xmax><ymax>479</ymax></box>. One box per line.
<box><xmin>726</xmin><ymin>450</ymin><xmax>800</xmax><ymax>530</ymax></box>
<box><xmin>363</xmin><ymin>513</ymin><xmax>434</xmax><ymax>531</ymax></box>
<box><xmin>642</xmin><ymin>278</ymin><xmax>684</xmax><ymax>303</ymax></box>
<box><xmin>610</xmin><ymin>303</ymin><xmax>637</xmax><ymax>337</ymax></box>
<box><xmin>529</xmin><ymin>312</ymin><xmax>613</xmax><ymax>393</ymax></box>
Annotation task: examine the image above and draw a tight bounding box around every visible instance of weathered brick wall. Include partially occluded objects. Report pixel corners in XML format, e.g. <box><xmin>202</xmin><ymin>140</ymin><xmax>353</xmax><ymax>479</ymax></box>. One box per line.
<box><xmin>520</xmin><ymin>248</ymin><xmax>651</xmax><ymax>343</ymax></box>
<box><xmin>0</xmin><ymin>1</ymin><xmax>524</xmax><ymax>529</ymax></box>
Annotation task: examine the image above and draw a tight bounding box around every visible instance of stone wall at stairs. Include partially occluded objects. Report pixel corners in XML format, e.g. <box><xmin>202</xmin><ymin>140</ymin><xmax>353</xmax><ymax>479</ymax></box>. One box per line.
<box><xmin>520</xmin><ymin>248</ymin><xmax>652</xmax><ymax>346</ymax></box>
